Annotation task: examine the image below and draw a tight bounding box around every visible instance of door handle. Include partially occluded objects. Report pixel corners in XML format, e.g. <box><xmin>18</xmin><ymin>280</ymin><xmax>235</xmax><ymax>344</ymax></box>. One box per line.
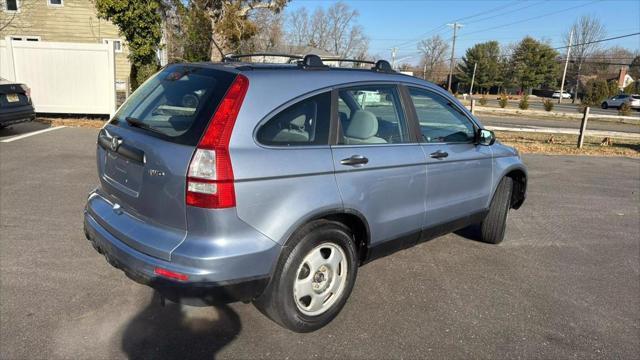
<box><xmin>430</xmin><ymin>150</ymin><xmax>449</xmax><ymax>159</ymax></box>
<box><xmin>340</xmin><ymin>155</ymin><xmax>369</xmax><ymax>166</ymax></box>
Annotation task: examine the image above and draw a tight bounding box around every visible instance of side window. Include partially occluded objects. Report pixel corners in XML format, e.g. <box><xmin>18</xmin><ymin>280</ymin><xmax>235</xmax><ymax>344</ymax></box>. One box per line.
<box><xmin>338</xmin><ymin>85</ymin><xmax>411</xmax><ymax>145</ymax></box>
<box><xmin>257</xmin><ymin>92</ymin><xmax>331</xmax><ymax>146</ymax></box>
<box><xmin>409</xmin><ymin>87</ymin><xmax>476</xmax><ymax>143</ymax></box>
<box><xmin>337</xmin><ymin>97</ymin><xmax>351</xmax><ymax>130</ymax></box>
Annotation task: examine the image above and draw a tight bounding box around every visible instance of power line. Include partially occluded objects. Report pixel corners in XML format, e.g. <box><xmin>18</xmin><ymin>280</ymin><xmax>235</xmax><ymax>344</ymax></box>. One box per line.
<box><xmin>390</xmin><ymin>0</ymin><xmax>523</xmax><ymax>50</ymax></box>
<box><xmin>552</xmin><ymin>32</ymin><xmax>640</xmax><ymax>50</ymax></box>
<box><xmin>451</xmin><ymin>1</ymin><xmax>522</xmax><ymax>23</ymax></box>
<box><xmin>462</xmin><ymin>0</ymin><xmax>547</xmax><ymax>26</ymax></box>
<box><xmin>457</xmin><ymin>0</ymin><xmax>601</xmax><ymax>39</ymax></box>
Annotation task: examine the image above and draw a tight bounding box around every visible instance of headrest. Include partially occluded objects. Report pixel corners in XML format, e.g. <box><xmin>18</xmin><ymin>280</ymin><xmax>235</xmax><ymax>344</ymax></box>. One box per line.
<box><xmin>345</xmin><ymin>110</ymin><xmax>378</xmax><ymax>139</ymax></box>
<box><xmin>290</xmin><ymin>114</ymin><xmax>306</xmax><ymax>129</ymax></box>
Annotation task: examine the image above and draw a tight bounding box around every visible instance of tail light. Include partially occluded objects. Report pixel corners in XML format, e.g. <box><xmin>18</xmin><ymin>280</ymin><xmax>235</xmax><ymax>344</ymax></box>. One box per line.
<box><xmin>154</xmin><ymin>267</ymin><xmax>189</xmax><ymax>281</ymax></box>
<box><xmin>25</xmin><ymin>86</ymin><xmax>31</xmax><ymax>104</ymax></box>
<box><xmin>186</xmin><ymin>74</ymin><xmax>249</xmax><ymax>208</ymax></box>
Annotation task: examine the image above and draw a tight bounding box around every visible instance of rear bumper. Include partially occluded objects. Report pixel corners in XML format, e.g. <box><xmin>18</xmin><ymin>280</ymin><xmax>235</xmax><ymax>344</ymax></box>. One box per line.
<box><xmin>0</xmin><ymin>105</ymin><xmax>35</xmax><ymax>126</ymax></box>
<box><xmin>83</xmin><ymin>207</ymin><xmax>279</xmax><ymax>305</ymax></box>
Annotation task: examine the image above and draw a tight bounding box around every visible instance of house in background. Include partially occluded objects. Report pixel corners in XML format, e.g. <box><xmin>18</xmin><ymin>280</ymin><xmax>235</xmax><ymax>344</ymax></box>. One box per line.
<box><xmin>1</xmin><ymin>0</ymin><xmax>130</xmax><ymax>96</ymax></box>
<box><xmin>615</xmin><ymin>67</ymin><xmax>634</xmax><ymax>90</ymax></box>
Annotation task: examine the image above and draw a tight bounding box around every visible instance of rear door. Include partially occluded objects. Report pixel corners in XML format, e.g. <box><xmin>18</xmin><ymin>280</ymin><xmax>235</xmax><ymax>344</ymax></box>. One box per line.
<box><xmin>90</xmin><ymin>65</ymin><xmax>236</xmax><ymax>260</ymax></box>
<box><xmin>331</xmin><ymin>84</ymin><xmax>426</xmax><ymax>251</ymax></box>
<box><xmin>405</xmin><ymin>86</ymin><xmax>493</xmax><ymax>229</ymax></box>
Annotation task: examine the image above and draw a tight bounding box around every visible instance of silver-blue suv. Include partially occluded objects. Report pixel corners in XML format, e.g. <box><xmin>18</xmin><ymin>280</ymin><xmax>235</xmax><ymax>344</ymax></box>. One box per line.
<box><xmin>84</xmin><ymin>55</ymin><xmax>527</xmax><ymax>332</ymax></box>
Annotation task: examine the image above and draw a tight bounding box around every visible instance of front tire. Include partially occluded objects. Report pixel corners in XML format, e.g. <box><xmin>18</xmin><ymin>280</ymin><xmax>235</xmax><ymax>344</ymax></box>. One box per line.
<box><xmin>254</xmin><ymin>220</ymin><xmax>358</xmax><ymax>332</ymax></box>
<box><xmin>601</xmin><ymin>102</ymin><xmax>608</xmax><ymax>109</ymax></box>
<box><xmin>479</xmin><ymin>177</ymin><xmax>513</xmax><ymax>244</ymax></box>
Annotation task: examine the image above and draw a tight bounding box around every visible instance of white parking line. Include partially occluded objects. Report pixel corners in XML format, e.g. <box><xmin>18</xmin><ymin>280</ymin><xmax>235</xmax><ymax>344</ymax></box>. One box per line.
<box><xmin>0</xmin><ymin>126</ymin><xmax>67</xmax><ymax>143</ymax></box>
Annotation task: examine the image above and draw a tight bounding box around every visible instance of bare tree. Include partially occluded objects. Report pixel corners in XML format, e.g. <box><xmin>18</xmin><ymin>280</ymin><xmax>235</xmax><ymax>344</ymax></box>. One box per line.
<box><xmin>417</xmin><ymin>35</ymin><xmax>449</xmax><ymax>81</ymax></box>
<box><xmin>565</xmin><ymin>15</ymin><xmax>607</xmax><ymax>102</ymax></box>
<box><xmin>245</xmin><ymin>8</ymin><xmax>284</xmax><ymax>52</ymax></box>
<box><xmin>197</xmin><ymin>0</ymin><xmax>288</xmax><ymax>60</ymax></box>
<box><xmin>584</xmin><ymin>46</ymin><xmax>635</xmax><ymax>76</ymax></box>
<box><xmin>287</xmin><ymin>7</ymin><xmax>311</xmax><ymax>48</ymax></box>
<box><xmin>285</xmin><ymin>1</ymin><xmax>368</xmax><ymax>59</ymax></box>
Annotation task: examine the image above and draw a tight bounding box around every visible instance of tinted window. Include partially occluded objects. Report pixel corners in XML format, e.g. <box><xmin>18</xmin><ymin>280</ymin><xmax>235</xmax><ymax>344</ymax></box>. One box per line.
<box><xmin>338</xmin><ymin>86</ymin><xmax>411</xmax><ymax>144</ymax></box>
<box><xmin>111</xmin><ymin>65</ymin><xmax>235</xmax><ymax>146</ymax></box>
<box><xmin>257</xmin><ymin>92</ymin><xmax>331</xmax><ymax>146</ymax></box>
<box><xmin>409</xmin><ymin>87</ymin><xmax>476</xmax><ymax>143</ymax></box>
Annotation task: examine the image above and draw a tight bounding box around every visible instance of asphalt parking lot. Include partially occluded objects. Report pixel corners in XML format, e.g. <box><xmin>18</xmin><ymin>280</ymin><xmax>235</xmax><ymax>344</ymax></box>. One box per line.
<box><xmin>1</xmin><ymin>124</ymin><xmax>639</xmax><ymax>359</ymax></box>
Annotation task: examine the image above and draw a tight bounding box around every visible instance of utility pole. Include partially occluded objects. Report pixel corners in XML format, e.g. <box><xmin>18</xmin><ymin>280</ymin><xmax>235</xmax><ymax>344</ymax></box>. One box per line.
<box><xmin>391</xmin><ymin>47</ymin><xmax>398</xmax><ymax>70</ymax></box>
<box><xmin>559</xmin><ymin>28</ymin><xmax>573</xmax><ymax>104</ymax></box>
<box><xmin>469</xmin><ymin>62</ymin><xmax>478</xmax><ymax>97</ymax></box>
<box><xmin>447</xmin><ymin>22</ymin><xmax>462</xmax><ymax>92</ymax></box>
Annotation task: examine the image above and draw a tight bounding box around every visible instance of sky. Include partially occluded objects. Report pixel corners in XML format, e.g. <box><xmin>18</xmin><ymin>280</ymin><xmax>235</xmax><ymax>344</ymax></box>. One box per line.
<box><xmin>285</xmin><ymin>0</ymin><xmax>640</xmax><ymax>65</ymax></box>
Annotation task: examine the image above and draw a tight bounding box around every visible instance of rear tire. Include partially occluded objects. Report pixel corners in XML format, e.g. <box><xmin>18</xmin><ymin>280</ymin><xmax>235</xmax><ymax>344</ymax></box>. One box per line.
<box><xmin>254</xmin><ymin>220</ymin><xmax>358</xmax><ymax>332</ymax></box>
<box><xmin>479</xmin><ymin>177</ymin><xmax>513</xmax><ymax>244</ymax></box>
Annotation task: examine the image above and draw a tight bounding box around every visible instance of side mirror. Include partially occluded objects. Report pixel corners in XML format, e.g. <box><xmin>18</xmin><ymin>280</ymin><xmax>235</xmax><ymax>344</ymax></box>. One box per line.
<box><xmin>477</xmin><ymin>129</ymin><xmax>495</xmax><ymax>146</ymax></box>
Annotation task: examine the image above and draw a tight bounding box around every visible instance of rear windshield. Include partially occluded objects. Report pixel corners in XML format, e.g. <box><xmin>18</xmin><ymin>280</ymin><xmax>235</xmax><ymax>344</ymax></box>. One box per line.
<box><xmin>111</xmin><ymin>64</ymin><xmax>236</xmax><ymax>146</ymax></box>
<box><xmin>632</xmin><ymin>95</ymin><xmax>640</xmax><ymax>100</ymax></box>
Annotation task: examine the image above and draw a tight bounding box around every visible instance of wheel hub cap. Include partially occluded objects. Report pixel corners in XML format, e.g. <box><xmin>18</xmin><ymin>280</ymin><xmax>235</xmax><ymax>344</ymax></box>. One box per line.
<box><xmin>293</xmin><ymin>243</ymin><xmax>348</xmax><ymax>316</ymax></box>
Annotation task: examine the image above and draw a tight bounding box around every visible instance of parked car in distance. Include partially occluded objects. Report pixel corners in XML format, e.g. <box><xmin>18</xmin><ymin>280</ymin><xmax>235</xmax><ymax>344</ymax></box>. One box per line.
<box><xmin>601</xmin><ymin>93</ymin><xmax>640</xmax><ymax>110</ymax></box>
<box><xmin>551</xmin><ymin>90</ymin><xmax>571</xmax><ymax>99</ymax></box>
<box><xmin>83</xmin><ymin>55</ymin><xmax>527</xmax><ymax>333</ymax></box>
<box><xmin>628</xmin><ymin>94</ymin><xmax>640</xmax><ymax>110</ymax></box>
<box><xmin>0</xmin><ymin>77</ymin><xmax>35</xmax><ymax>129</ymax></box>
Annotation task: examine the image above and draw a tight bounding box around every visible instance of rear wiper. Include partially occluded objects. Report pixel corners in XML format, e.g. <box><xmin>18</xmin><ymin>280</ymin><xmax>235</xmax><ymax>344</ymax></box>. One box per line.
<box><xmin>125</xmin><ymin>117</ymin><xmax>163</xmax><ymax>135</ymax></box>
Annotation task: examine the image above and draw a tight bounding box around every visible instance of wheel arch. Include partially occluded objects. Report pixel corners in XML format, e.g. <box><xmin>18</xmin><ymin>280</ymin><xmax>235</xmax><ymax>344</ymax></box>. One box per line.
<box><xmin>491</xmin><ymin>163</ymin><xmax>527</xmax><ymax>210</ymax></box>
<box><xmin>282</xmin><ymin>208</ymin><xmax>371</xmax><ymax>264</ymax></box>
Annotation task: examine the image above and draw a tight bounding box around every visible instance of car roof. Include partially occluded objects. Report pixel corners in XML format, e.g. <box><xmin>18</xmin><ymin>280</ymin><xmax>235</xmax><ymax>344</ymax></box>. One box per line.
<box><xmin>183</xmin><ymin>61</ymin><xmax>444</xmax><ymax>94</ymax></box>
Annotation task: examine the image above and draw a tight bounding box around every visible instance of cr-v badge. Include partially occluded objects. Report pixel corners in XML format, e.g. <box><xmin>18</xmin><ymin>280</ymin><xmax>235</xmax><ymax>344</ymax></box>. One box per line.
<box><xmin>149</xmin><ymin>169</ymin><xmax>165</xmax><ymax>177</ymax></box>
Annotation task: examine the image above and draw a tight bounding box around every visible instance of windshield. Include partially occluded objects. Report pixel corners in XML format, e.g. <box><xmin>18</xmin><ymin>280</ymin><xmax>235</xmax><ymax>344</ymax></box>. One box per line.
<box><xmin>111</xmin><ymin>64</ymin><xmax>236</xmax><ymax>145</ymax></box>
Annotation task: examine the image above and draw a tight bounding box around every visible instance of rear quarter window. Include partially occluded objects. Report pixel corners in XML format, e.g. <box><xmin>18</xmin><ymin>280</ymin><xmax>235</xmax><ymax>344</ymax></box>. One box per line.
<box><xmin>256</xmin><ymin>92</ymin><xmax>331</xmax><ymax>146</ymax></box>
<box><xmin>111</xmin><ymin>65</ymin><xmax>236</xmax><ymax>146</ymax></box>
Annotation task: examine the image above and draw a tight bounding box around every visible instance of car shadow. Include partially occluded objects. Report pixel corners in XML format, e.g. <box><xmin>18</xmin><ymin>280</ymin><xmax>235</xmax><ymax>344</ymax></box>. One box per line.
<box><xmin>0</xmin><ymin>121</ymin><xmax>50</xmax><ymax>139</ymax></box>
<box><xmin>613</xmin><ymin>142</ymin><xmax>640</xmax><ymax>152</ymax></box>
<box><xmin>121</xmin><ymin>292</ymin><xmax>241</xmax><ymax>360</ymax></box>
<box><xmin>454</xmin><ymin>224</ymin><xmax>481</xmax><ymax>241</ymax></box>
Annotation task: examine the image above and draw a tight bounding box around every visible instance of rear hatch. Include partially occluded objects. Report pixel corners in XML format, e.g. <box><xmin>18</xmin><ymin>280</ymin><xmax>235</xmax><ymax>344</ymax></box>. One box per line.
<box><xmin>0</xmin><ymin>80</ymin><xmax>31</xmax><ymax>108</ymax></box>
<box><xmin>90</xmin><ymin>65</ymin><xmax>237</xmax><ymax>260</ymax></box>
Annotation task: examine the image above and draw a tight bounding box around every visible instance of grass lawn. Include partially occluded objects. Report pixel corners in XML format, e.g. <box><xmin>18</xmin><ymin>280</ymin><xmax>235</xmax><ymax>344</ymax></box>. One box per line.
<box><xmin>496</xmin><ymin>131</ymin><xmax>639</xmax><ymax>158</ymax></box>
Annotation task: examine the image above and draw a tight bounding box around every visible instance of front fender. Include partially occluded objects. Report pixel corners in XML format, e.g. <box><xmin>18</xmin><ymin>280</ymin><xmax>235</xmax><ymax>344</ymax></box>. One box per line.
<box><xmin>489</xmin><ymin>153</ymin><xmax>528</xmax><ymax>209</ymax></box>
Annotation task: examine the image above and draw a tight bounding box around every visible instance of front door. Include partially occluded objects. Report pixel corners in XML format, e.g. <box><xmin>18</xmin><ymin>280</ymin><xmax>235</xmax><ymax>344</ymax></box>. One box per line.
<box><xmin>406</xmin><ymin>86</ymin><xmax>493</xmax><ymax>229</ymax></box>
<box><xmin>331</xmin><ymin>84</ymin><xmax>426</xmax><ymax>249</ymax></box>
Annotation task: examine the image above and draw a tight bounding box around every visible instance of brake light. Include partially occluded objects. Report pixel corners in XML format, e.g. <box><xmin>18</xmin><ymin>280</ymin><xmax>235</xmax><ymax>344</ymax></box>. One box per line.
<box><xmin>186</xmin><ymin>74</ymin><xmax>249</xmax><ymax>208</ymax></box>
<box><xmin>25</xmin><ymin>86</ymin><xmax>31</xmax><ymax>104</ymax></box>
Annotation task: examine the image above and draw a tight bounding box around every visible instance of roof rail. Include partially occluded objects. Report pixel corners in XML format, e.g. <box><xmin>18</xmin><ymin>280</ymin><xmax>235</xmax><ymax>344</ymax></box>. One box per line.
<box><xmin>223</xmin><ymin>53</ymin><xmax>303</xmax><ymax>63</ymax></box>
<box><xmin>319</xmin><ymin>58</ymin><xmax>376</xmax><ymax>67</ymax></box>
<box><xmin>223</xmin><ymin>53</ymin><xmax>396</xmax><ymax>73</ymax></box>
<box><xmin>319</xmin><ymin>58</ymin><xmax>394</xmax><ymax>73</ymax></box>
